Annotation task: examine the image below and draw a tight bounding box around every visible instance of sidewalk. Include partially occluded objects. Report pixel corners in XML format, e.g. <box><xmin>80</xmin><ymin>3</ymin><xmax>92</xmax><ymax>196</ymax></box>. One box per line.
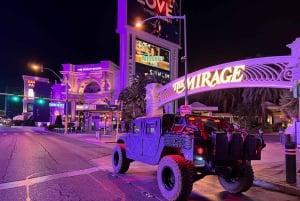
<box><xmin>252</xmin><ymin>134</ymin><xmax>300</xmax><ymax>197</ymax></box>
<box><xmin>59</xmin><ymin>131</ymin><xmax>300</xmax><ymax>197</ymax></box>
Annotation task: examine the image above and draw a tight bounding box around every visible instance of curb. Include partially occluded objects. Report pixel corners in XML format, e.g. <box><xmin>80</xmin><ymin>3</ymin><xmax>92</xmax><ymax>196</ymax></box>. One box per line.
<box><xmin>254</xmin><ymin>179</ymin><xmax>300</xmax><ymax>197</ymax></box>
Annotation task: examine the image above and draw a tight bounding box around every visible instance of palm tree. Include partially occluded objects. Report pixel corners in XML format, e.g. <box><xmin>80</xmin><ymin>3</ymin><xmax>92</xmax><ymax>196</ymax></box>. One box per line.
<box><xmin>279</xmin><ymin>89</ymin><xmax>299</xmax><ymax>119</ymax></box>
<box><xmin>198</xmin><ymin>88</ymin><xmax>243</xmax><ymax>113</ymax></box>
<box><xmin>118</xmin><ymin>74</ymin><xmax>158</xmax><ymax>124</ymax></box>
<box><xmin>242</xmin><ymin>87</ymin><xmax>282</xmax><ymax>126</ymax></box>
<box><xmin>233</xmin><ymin>102</ymin><xmax>261</xmax><ymax>129</ymax></box>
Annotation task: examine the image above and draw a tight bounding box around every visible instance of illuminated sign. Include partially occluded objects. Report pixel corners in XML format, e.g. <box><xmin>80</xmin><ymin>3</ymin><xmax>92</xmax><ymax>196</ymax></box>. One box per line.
<box><xmin>173</xmin><ymin>65</ymin><xmax>245</xmax><ymax>94</ymax></box>
<box><xmin>135</xmin><ymin>39</ymin><xmax>170</xmax><ymax>84</ymax></box>
<box><xmin>128</xmin><ymin>0</ymin><xmax>181</xmax><ymax>44</ymax></box>
<box><xmin>28</xmin><ymin>89</ymin><xmax>34</xmax><ymax>98</ymax></box>
<box><xmin>136</xmin><ymin>39</ymin><xmax>170</xmax><ymax>70</ymax></box>
<box><xmin>27</xmin><ymin>80</ymin><xmax>35</xmax><ymax>88</ymax></box>
<box><xmin>137</xmin><ymin>0</ymin><xmax>176</xmax><ymax>16</ymax></box>
<box><xmin>76</xmin><ymin>104</ymin><xmax>96</xmax><ymax>110</ymax></box>
<box><xmin>76</xmin><ymin>67</ymin><xmax>102</xmax><ymax>72</ymax></box>
<box><xmin>49</xmin><ymin>102</ymin><xmax>65</xmax><ymax>108</ymax></box>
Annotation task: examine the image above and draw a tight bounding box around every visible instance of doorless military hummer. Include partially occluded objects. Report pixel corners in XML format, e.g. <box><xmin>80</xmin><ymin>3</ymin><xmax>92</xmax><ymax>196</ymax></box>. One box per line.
<box><xmin>112</xmin><ymin>114</ymin><xmax>265</xmax><ymax>201</ymax></box>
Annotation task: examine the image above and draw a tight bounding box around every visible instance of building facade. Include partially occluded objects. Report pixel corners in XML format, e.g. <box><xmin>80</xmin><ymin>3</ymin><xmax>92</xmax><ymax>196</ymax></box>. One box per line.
<box><xmin>50</xmin><ymin>60</ymin><xmax>120</xmax><ymax>131</ymax></box>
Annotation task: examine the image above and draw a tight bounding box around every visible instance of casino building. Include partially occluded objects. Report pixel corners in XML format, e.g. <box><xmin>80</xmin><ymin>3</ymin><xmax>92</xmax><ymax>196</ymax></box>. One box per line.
<box><xmin>23</xmin><ymin>61</ymin><xmax>120</xmax><ymax>131</ymax></box>
<box><xmin>55</xmin><ymin>61</ymin><xmax>120</xmax><ymax>131</ymax></box>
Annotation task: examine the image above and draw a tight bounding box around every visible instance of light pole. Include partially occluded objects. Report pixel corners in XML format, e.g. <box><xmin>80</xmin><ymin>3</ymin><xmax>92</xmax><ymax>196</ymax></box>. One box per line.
<box><xmin>32</xmin><ymin>64</ymin><xmax>69</xmax><ymax>134</ymax></box>
<box><xmin>136</xmin><ymin>15</ymin><xmax>189</xmax><ymax>105</ymax></box>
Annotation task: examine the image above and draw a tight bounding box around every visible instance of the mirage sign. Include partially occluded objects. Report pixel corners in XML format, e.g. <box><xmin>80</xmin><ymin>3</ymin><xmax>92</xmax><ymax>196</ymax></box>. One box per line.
<box><xmin>127</xmin><ymin>0</ymin><xmax>181</xmax><ymax>44</ymax></box>
<box><xmin>173</xmin><ymin>65</ymin><xmax>245</xmax><ymax>94</ymax></box>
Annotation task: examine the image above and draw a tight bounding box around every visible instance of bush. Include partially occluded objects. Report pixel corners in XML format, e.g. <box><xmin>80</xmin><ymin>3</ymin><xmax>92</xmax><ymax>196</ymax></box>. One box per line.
<box><xmin>55</xmin><ymin>115</ymin><xmax>63</xmax><ymax>126</ymax></box>
<box><xmin>47</xmin><ymin>124</ymin><xmax>64</xmax><ymax>131</ymax></box>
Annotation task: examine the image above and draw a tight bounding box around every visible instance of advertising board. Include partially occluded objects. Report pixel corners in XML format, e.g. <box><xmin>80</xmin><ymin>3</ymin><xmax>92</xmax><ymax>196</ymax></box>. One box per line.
<box><xmin>127</xmin><ymin>0</ymin><xmax>181</xmax><ymax>44</ymax></box>
<box><xmin>135</xmin><ymin>38</ymin><xmax>170</xmax><ymax>84</ymax></box>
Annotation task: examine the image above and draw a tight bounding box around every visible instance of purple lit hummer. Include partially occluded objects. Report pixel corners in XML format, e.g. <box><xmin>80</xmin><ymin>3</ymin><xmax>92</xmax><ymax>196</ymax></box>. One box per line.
<box><xmin>112</xmin><ymin>114</ymin><xmax>265</xmax><ymax>201</ymax></box>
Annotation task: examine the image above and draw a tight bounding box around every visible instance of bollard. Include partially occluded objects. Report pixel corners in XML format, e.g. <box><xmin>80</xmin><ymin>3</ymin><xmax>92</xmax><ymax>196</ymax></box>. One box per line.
<box><xmin>258</xmin><ymin>128</ymin><xmax>266</xmax><ymax>148</ymax></box>
<box><xmin>96</xmin><ymin>131</ymin><xmax>100</xmax><ymax>140</ymax></box>
<box><xmin>279</xmin><ymin>129</ymin><xmax>284</xmax><ymax>144</ymax></box>
<box><xmin>285</xmin><ymin>134</ymin><xmax>297</xmax><ymax>184</ymax></box>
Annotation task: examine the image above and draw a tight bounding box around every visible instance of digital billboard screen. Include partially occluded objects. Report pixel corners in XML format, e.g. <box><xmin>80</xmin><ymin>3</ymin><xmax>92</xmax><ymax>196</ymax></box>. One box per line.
<box><xmin>127</xmin><ymin>0</ymin><xmax>181</xmax><ymax>44</ymax></box>
<box><xmin>135</xmin><ymin>38</ymin><xmax>170</xmax><ymax>84</ymax></box>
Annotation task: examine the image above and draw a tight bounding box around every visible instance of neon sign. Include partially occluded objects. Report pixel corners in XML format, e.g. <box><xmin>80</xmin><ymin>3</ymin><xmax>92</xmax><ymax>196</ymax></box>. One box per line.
<box><xmin>136</xmin><ymin>0</ymin><xmax>176</xmax><ymax>17</ymax></box>
<box><xmin>76</xmin><ymin>67</ymin><xmax>102</xmax><ymax>72</ymax></box>
<box><xmin>173</xmin><ymin>65</ymin><xmax>245</xmax><ymax>94</ymax></box>
<box><xmin>49</xmin><ymin>102</ymin><xmax>65</xmax><ymax>108</ymax></box>
<box><xmin>127</xmin><ymin>0</ymin><xmax>181</xmax><ymax>44</ymax></box>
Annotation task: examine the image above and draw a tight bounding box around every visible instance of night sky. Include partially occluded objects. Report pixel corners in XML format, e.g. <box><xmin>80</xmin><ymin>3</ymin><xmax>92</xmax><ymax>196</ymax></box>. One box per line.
<box><xmin>1</xmin><ymin>0</ymin><xmax>300</xmax><ymax>109</ymax></box>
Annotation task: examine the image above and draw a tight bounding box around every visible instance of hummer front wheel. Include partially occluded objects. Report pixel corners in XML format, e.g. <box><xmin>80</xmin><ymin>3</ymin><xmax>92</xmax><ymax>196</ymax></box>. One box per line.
<box><xmin>157</xmin><ymin>155</ymin><xmax>194</xmax><ymax>201</ymax></box>
<box><xmin>112</xmin><ymin>144</ymin><xmax>130</xmax><ymax>173</ymax></box>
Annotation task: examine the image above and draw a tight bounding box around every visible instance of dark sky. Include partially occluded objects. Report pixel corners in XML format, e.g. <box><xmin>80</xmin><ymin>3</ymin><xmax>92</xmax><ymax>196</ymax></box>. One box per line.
<box><xmin>1</xmin><ymin>0</ymin><xmax>300</xmax><ymax>109</ymax></box>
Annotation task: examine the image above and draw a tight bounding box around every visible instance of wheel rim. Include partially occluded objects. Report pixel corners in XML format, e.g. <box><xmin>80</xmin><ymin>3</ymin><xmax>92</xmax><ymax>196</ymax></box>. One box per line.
<box><xmin>223</xmin><ymin>177</ymin><xmax>239</xmax><ymax>183</ymax></box>
<box><xmin>222</xmin><ymin>165</ymin><xmax>241</xmax><ymax>183</ymax></box>
<box><xmin>161</xmin><ymin>167</ymin><xmax>175</xmax><ymax>191</ymax></box>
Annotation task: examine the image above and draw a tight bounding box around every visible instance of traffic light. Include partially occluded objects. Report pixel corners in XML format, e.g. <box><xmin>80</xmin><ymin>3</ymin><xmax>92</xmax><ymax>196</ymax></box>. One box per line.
<box><xmin>36</xmin><ymin>97</ymin><xmax>46</xmax><ymax>105</ymax></box>
<box><xmin>9</xmin><ymin>95</ymin><xmax>21</xmax><ymax>102</ymax></box>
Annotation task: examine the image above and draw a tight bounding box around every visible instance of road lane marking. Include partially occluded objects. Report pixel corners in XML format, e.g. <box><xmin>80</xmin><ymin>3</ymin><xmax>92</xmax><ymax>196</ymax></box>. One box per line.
<box><xmin>0</xmin><ymin>166</ymin><xmax>104</xmax><ymax>190</ymax></box>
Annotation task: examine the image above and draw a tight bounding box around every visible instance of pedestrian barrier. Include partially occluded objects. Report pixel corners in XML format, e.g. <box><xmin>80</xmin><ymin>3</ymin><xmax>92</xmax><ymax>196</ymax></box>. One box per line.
<box><xmin>285</xmin><ymin>134</ymin><xmax>297</xmax><ymax>184</ymax></box>
<box><xmin>279</xmin><ymin>129</ymin><xmax>285</xmax><ymax>144</ymax></box>
<box><xmin>96</xmin><ymin>131</ymin><xmax>100</xmax><ymax>140</ymax></box>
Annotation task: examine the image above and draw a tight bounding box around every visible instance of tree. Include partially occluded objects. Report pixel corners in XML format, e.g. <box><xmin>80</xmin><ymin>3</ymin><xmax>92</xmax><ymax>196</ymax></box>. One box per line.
<box><xmin>279</xmin><ymin>89</ymin><xmax>299</xmax><ymax>119</ymax></box>
<box><xmin>233</xmin><ymin>102</ymin><xmax>261</xmax><ymax>129</ymax></box>
<box><xmin>242</xmin><ymin>87</ymin><xmax>282</xmax><ymax>126</ymax></box>
<box><xmin>55</xmin><ymin>115</ymin><xmax>63</xmax><ymax>127</ymax></box>
<box><xmin>197</xmin><ymin>88</ymin><xmax>243</xmax><ymax>113</ymax></box>
<box><xmin>118</xmin><ymin>74</ymin><xmax>158</xmax><ymax>124</ymax></box>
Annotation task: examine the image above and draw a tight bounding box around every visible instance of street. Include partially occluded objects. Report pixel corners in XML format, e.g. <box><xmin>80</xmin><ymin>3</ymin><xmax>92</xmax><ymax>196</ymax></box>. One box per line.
<box><xmin>0</xmin><ymin>126</ymin><xmax>299</xmax><ymax>201</ymax></box>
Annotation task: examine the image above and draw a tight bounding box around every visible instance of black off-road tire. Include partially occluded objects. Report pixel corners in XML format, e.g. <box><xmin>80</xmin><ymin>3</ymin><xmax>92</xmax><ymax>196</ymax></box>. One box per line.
<box><xmin>112</xmin><ymin>144</ymin><xmax>130</xmax><ymax>173</ymax></box>
<box><xmin>218</xmin><ymin>161</ymin><xmax>254</xmax><ymax>193</ymax></box>
<box><xmin>157</xmin><ymin>155</ymin><xmax>194</xmax><ymax>201</ymax></box>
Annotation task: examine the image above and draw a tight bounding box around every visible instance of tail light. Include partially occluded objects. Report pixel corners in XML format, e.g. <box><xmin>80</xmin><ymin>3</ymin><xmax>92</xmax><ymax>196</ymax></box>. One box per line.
<box><xmin>196</xmin><ymin>146</ymin><xmax>204</xmax><ymax>155</ymax></box>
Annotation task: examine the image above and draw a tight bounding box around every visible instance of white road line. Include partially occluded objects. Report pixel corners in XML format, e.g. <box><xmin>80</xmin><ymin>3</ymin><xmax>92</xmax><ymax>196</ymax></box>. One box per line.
<box><xmin>0</xmin><ymin>166</ymin><xmax>104</xmax><ymax>190</ymax></box>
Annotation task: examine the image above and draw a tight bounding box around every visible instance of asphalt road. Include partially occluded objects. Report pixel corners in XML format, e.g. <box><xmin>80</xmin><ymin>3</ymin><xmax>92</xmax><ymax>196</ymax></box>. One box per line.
<box><xmin>0</xmin><ymin>126</ymin><xmax>159</xmax><ymax>201</ymax></box>
<box><xmin>0</xmin><ymin>126</ymin><xmax>299</xmax><ymax>201</ymax></box>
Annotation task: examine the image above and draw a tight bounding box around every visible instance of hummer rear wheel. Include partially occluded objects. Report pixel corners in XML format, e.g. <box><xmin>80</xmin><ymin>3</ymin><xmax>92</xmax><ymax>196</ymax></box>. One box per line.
<box><xmin>218</xmin><ymin>161</ymin><xmax>254</xmax><ymax>193</ymax></box>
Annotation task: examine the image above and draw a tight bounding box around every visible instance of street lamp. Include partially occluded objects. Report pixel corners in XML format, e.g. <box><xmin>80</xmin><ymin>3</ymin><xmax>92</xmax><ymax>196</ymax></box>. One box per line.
<box><xmin>136</xmin><ymin>15</ymin><xmax>189</xmax><ymax>105</ymax></box>
<box><xmin>32</xmin><ymin>64</ymin><xmax>69</xmax><ymax>134</ymax></box>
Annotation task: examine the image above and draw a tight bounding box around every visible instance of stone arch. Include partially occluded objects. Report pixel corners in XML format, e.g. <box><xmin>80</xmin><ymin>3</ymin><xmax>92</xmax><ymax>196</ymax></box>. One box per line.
<box><xmin>84</xmin><ymin>81</ymin><xmax>101</xmax><ymax>93</ymax></box>
<box><xmin>78</xmin><ymin>79</ymin><xmax>101</xmax><ymax>95</ymax></box>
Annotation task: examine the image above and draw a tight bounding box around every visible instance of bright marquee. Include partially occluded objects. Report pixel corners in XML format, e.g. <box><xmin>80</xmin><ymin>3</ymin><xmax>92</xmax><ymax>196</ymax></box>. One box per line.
<box><xmin>173</xmin><ymin>65</ymin><xmax>245</xmax><ymax>94</ymax></box>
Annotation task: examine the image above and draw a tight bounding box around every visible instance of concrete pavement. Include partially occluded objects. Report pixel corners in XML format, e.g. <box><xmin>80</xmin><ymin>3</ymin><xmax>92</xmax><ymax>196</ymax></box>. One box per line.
<box><xmin>57</xmin><ymin>131</ymin><xmax>300</xmax><ymax>197</ymax></box>
<box><xmin>252</xmin><ymin>134</ymin><xmax>300</xmax><ymax>197</ymax></box>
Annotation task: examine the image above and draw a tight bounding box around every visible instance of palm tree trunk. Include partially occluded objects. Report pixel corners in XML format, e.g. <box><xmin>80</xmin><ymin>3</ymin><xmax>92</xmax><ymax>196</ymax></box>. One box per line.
<box><xmin>261</xmin><ymin>99</ymin><xmax>266</xmax><ymax>126</ymax></box>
